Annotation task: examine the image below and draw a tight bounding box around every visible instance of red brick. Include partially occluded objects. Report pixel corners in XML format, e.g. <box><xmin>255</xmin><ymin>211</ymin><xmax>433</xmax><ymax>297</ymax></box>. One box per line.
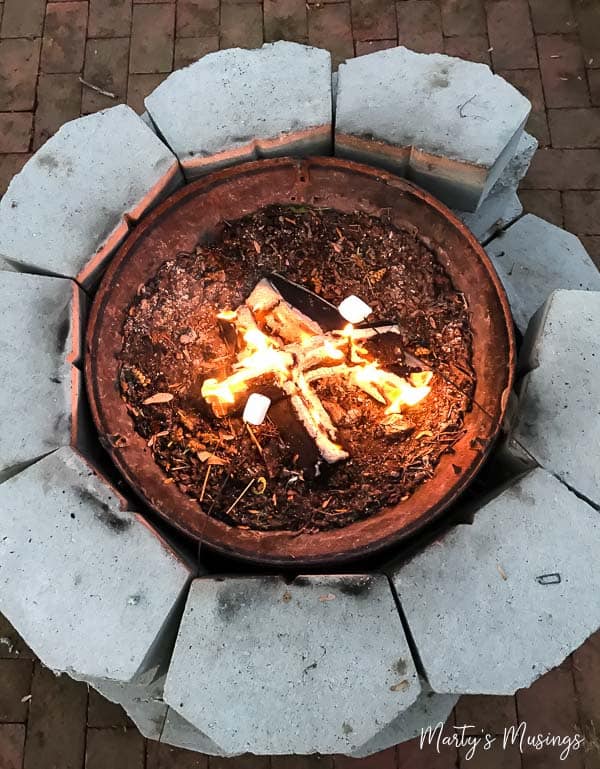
<box><xmin>308</xmin><ymin>3</ymin><xmax>353</xmax><ymax>67</ymax></box>
<box><xmin>86</xmin><ymin>728</ymin><xmax>145</xmax><ymax>769</ymax></box>
<box><xmin>88</xmin><ymin>0</ymin><xmax>132</xmax><ymax>37</ymax></box>
<box><xmin>444</xmin><ymin>35</ymin><xmax>490</xmax><ymax>65</ymax></box>
<box><xmin>538</xmin><ymin>35</ymin><xmax>590</xmax><ymax>108</ymax></box>
<box><xmin>130</xmin><ymin>4</ymin><xmax>175</xmax><ymax>73</ymax></box>
<box><xmin>334</xmin><ymin>747</ymin><xmax>397</xmax><ymax>769</ymax></box>
<box><xmin>0</xmin><ymin>0</ymin><xmax>45</xmax><ymax>37</ymax></box>
<box><xmin>459</xmin><ymin>740</ymin><xmax>522</xmax><ymax>768</ymax></box>
<box><xmin>522</xmin><ymin>148</ymin><xmax>600</xmax><ymax>188</ymax></box>
<box><xmin>0</xmin><ymin>38</ymin><xmax>41</xmax><ymax>111</ymax></box>
<box><xmin>82</xmin><ymin>37</ymin><xmax>129</xmax><ymax>113</ymax></box>
<box><xmin>574</xmin><ymin>631</ymin><xmax>600</xmax><ymax>708</ymax></box>
<box><xmin>23</xmin><ymin>665</ymin><xmax>87</xmax><ymax>769</ymax></box>
<box><xmin>174</xmin><ymin>35</ymin><xmax>218</xmax><ymax>68</ymax></box>
<box><xmin>519</xmin><ymin>189</ymin><xmax>564</xmax><ymax>227</ymax></box>
<box><xmin>455</xmin><ymin>695</ymin><xmax>517</xmax><ymax>735</ymax></box>
<box><xmin>0</xmin><ymin>112</ymin><xmax>32</xmax><ymax>152</ymax></box>
<box><xmin>0</xmin><ymin>660</ymin><xmax>33</xmax><ymax>722</ymax></box>
<box><xmin>440</xmin><ymin>0</ymin><xmax>486</xmax><ymax>37</ymax></box>
<box><xmin>0</xmin><ymin>153</ymin><xmax>30</xmax><ymax>197</ymax></box>
<box><xmin>573</xmin><ymin>632</ymin><xmax>600</xmax><ymax>752</ymax></box>
<box><xmin>0</xmin><ymin>616</ymin><xmax>34</xmax><ymax>660</ymax></box>
<box><xmin>41</xmin><ymin>1</ymin><xmax>88</xmax><ymax>73</ymax></box>
<box><xmin>396</xmin><ymin>0</ymin><xmax>443</xmax><ymax>54</ymax></box>
<box><xmin>517</xmin><ymin>661</ymin><xmax>585</xmax><ymax>769</ymax></box>
<box><xmin>498</xmin><ymin>68</ymin><xmax>550</xmax><ymax>146</ymax></box>
<box><xmin>350</xmin><ymin>0</ymin><xmax>396</xmax><ymax>41</ymax></box>
<box><xmin>87</xmin><ymin>688</ymin><xmax>130</xmax><ymax>729</ymax></box>
<box><xmin>271</xmin><ymin>758</ymin><xmax>334</xmax><ymax>769</ymax></box>
<box><xmin>589</xmin><ymin>70</ymin><xmax>600</xmax><ymax>105</ymax></box>
<box><xmin>264</xmin><ymin>0</ymin><xmax>308</xmax><ymax>43</ymax></box>
<box><xmin>176</xmin><ymin>0</ymin><xmax>219</xmax><ymax>37</ymax></box>
<box><xmin>220</xmin><ymin>3</ymin><xmax>264</xmax><ymax>50</ymax></box>
<box><xmin>397</xmin><ymin>734</ymin><xmax>459</xmax><ymax>769</ymax></box>
<box><xmin>0</xmin><ymin>724</ymin><xmax>25</xmax><ymax>769</ymax></box>
<box><xmin>147</xmin><ymin>741</ymin><xmax>209</xmax><ymax>769</ymax></box>
<box><xmin>563</xmin><ymin>191</ymin><xmax>600</xmax><ymax>234</ymax></box>
<box><xmin>355</xmin><ymin>39</ymin><xmax>396</xmax><ymax>55</ymax></box>
<box><xmin>580</xmin><ymin>236</ymin><xmax>600</xmax><ymax>269</ymax></box>
<box><xmin>549</xmin><ymin>108</ymin><xmax>600</xmax><ymax>147</ymax></box>
<box><xmin>574</xmin><ymin>0</ymin><xmax>600</xmax><ymax>67</ymax></box>
<box><xmin>33</xmin><ymin>73</ymin><xmax>82</xmax><ymax>149</ymax></box>
<box><xmin>210</xmin><ymin>756</ymin><xmax>270</xmax><ymax>769</ymax></box>
<box><xmin>529</xmin><ymin>0</ymin><xmax>576</xmax><ymax>34</ymax></box>
<box><xmin>127</xmin><ymin>72</ymin><xmax>167</xmax><ymax>112</ymax></box>
<box><xmin>487</xmin><ymin>0</ymin><xmax>537</xmax><ymax>69</ymax></box>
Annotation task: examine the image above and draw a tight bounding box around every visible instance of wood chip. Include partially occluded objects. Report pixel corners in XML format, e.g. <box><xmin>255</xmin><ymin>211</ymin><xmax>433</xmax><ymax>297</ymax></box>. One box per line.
<box><xmin>197</xmin><ymin>451</ymin><xmax>228</xmax><ymax>465</ymax></box>
<box><xmin>390</xmin><ymin>680</ymin><xmax>410</xmax><ymax>692</ymax></box>
<box><xmin>143</xmin><ymin>392</ymin><xmax>174</xmax><ymax>405</ymax></box>
<box><xmin>78</xmin><ymin>76</ymin><xmax>116</xmax><ymax>99</ymax></box>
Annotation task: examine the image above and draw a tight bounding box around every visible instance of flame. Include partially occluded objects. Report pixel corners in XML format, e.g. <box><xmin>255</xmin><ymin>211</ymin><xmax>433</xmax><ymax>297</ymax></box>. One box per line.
<box><xmin>385</xmin><ymin>371</ymin><xmax>433</xmax><ymax>413</ymax></box>
<box><xmin>351</xmin><ymin>363</ymin><xmax>433</xmax><ymax>413</ymax></box>
<box><xmin>217</xmin><ymin>309</ymin><xmax>237</xmax><ymax>321</ymax></box>
<box><xmin>201</xmin><ymin>326</ymin><xmax>293</xmax><ymax>411</ymax></box>
<box><xmin>202</xmin><ymin>301</ymin><xmax>433</xmax><ymax>423</ymax></box>
<box><xmin>238</xmin><ymin>328</ymin><xmax>292</xmax><ymax>375</ymax></box>
<box><xmin>323</xmin><ymin>340</ymin><xmax>345</xmax><ymax>361</ymax></box>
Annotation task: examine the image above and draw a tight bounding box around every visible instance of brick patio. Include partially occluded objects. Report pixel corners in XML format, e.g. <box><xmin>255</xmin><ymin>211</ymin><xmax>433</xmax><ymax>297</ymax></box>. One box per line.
<box><xmin>1</xmin><ymin>0</ymin><xmax>600</xmax><ymax>766</ymax></box>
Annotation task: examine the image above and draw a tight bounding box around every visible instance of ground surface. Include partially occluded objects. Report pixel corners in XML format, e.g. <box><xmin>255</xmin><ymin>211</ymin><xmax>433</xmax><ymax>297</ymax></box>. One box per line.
<box><xmin>1</xmin><ymin>0</ymin><xmax>600</xmax><ymax>767</ymax></box>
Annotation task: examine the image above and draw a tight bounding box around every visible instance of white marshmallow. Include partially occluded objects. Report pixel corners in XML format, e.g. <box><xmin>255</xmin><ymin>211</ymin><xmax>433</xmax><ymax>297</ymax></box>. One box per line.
<box><xmin>243</xmin><ymin>393</ymin><xmax>271</xmax><ymax>425</ymax></box>
<box><xmin>338</xmin><ymin>295</ymin><xmax>372</xmax><ymax>324</ymax></box>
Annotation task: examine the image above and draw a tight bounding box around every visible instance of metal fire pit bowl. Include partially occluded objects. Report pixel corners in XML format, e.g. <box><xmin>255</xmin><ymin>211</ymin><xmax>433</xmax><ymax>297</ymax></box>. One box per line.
<box><xmin>86</xmin><ymin>157</ymin><xmax>515</xmax><ymax>568</ymax></box>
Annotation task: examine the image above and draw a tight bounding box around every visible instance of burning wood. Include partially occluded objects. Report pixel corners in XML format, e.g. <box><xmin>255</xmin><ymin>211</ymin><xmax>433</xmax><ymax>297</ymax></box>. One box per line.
<box><xmin>201</xmin><ymin>278</ymin><xmax>433</xmax><ymax>466</ymax></box>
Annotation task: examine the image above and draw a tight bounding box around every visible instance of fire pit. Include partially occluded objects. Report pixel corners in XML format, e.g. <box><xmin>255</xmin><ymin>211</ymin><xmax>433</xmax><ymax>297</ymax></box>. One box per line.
<box><xmin>2</xmin><ymin>42</ymin><xmax>600</xmax><ymax>759</ymax></box>
<box><xmin>86</xmin><ymin>157</ymin><xmax>514</xmax><ymax>567</ymax></box>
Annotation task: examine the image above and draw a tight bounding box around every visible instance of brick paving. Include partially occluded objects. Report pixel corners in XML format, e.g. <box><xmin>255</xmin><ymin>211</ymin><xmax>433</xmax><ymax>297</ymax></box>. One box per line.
<box><xmin>1</xmin><ymin>1</ymin><xmax>600</xmax><ymax>767</ymax></box>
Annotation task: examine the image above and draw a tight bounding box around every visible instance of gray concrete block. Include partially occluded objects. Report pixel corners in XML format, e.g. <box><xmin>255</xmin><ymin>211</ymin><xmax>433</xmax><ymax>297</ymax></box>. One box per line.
<box><xmin>455</xmin><ymin>188</ymin><xmax>522</xmax><ymax>243</ymax></box>
<box><xmin>0</xmin><ymin>256</ymin><xmax>19</xmax><ymax>272</ymax></box>
<box><xmin>145</xmin><ymin>42</ymin><xmax>332</xmax><ymax>180</ymax></box>
<box><xmin>0</xmin><ymin>273</ymin><xmax>84</xmax><ymax>480</ymax></box>
<box><xmin>391</xmin><ymin>468</ymin><xmax>600</xmax><ymax>695</ymax></box>
<box><xmin>454</xmin><ymin>132</ymin><xmax>537</xmax><ymax>242</ymax></box>
<box><xmin>0</xmin><ymin>105</ymin><xmax>182</xmax><ymax>288</ymax></box>
<box><xmin>161</xmin><ymin>710</ymin><xmax>232</xmax><ymax>756</ymax></box>
<box><xmin>492</xmin><ymin>131</ymin><xmax>538</xmax><ymax>194</ymax></box>
<box><xmin>513</xmin><ymin>290</ymin><xmax>600</xmax><ymax>508</ymax></box>
<box><xmin>139</xmin><ymin>110</ymin><xmax>156</xmax><ymax>133</ymax></box>
<box><xmin>88</xmin><ymin>676</ymin><xmax>168</xmax><ymax>740</ymax></box>
<box><xmin>0</xmin><ymin>446</ymin><xmax>194</xmax><ymax>682</ymax></box>
<box><xmin>164</xmin><ymin>575</ymin><xmax>419</xmax><ymax>755</ymax></box>
<box><xmin>350</xmin><ymin>681</ymin><xmax>458</xmax><ymax>757</ymax></box>
<box><xmin>335</xmin><ymin>47</ymin><xmax>530</xmax><ymax>211</ymax></box>
<box><xmin>486</xmin><ymin>215</ymin><xmax>600</xmax><ymax>332</ymax></box>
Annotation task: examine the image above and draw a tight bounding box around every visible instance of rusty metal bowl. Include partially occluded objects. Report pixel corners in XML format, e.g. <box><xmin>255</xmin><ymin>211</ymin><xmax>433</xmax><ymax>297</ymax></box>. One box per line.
<box><xmin>85</xmin><ymin>156</ymin><xmax>515</xmax><ymax>568</ymax></box>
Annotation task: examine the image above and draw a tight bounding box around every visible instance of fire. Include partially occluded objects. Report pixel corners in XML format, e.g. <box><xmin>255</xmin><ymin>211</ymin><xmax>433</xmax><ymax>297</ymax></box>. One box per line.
<box><xmin>201</xmin><ymin>278</ymin><xmax>433</xmax><ymax>463</ymax></box>
<box><xmin>349</xmin><ymin>364</ymin><xmax>433</xmax><ymax>413</ymax></box>
<box><xmin>202</xmin><ymin>323</ymin><xmax>293</xmax><ymax>415</ymax></box>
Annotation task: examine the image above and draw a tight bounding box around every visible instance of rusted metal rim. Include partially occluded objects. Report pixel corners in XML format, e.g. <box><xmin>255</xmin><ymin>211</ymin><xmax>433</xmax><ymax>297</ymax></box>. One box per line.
<box><xmin>85</xmin><ymin>156</ymin><xmax>515</xmax><ymax>568</ymax></box>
